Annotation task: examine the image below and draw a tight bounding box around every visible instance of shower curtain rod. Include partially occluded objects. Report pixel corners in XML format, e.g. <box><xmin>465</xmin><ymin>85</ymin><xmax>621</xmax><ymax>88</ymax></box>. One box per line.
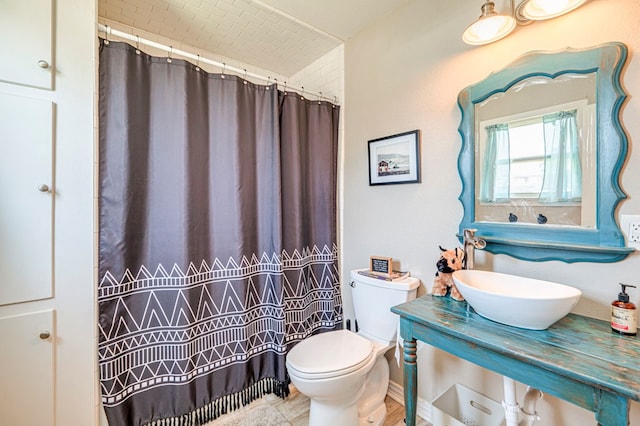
<box><xmin>97</xmin><ymin>24</ymin><xmax>339</xmax><ymax>104</ymax></box>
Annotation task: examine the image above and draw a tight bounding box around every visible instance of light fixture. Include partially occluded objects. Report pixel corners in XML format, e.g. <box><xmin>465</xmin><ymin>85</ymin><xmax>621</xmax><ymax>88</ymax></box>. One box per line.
<box><xmin>462</xmin><ymin>1</ymin><xmax>516</xmax><ymax>46</ymax></box>
<box><xmin>463</xmin><ymin>0</ymin><xmax>588</xmax><ymax>46</ymax></box>
<box><xmin>519</xmin><ymin>0</ymin><xmax>586</xmax><ymax>21</ymax></box>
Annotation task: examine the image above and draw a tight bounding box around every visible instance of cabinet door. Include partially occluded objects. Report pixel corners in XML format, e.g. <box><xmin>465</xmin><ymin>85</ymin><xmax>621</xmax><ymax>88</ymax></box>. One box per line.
<box><xmin>0</xmin><ymin>0</ymin><xmax>53</xmax><ymax>89</ymax></box>
<box><xmin>0</xmin><ymin>93</ymin><xmax>54</xmax><ymax>306</ymax></box>
<box><xmin>0</xmin><ymin>310</ymin><xmax>55</xmax><ymax>426</ymax></box>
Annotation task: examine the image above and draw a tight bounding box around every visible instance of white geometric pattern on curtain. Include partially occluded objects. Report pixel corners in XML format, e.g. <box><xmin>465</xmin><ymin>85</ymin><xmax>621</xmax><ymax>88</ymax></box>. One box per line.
<box><xmin>98</xmin><ymin>40</ymin><xmax>341</xmax><ymax>426</ymax></box>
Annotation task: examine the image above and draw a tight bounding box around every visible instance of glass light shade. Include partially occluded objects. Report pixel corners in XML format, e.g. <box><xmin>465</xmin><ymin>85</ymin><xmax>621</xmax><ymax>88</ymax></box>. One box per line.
<box><xmin>463</xmin><ymin>14</ymin><xmax>516</xmax><ymax>45</ymax></box>
<box><xmin>521</xmin><ymin>0</ymin><xmax>586</xmax><ymax>20</ymax></box>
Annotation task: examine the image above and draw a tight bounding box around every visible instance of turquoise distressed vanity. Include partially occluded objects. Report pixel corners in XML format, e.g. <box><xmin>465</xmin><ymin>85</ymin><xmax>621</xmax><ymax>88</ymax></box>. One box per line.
<box><xmin>391</xmin><ymin>296</ymin><xmax>640</xmax><ymax>426</ymax></box>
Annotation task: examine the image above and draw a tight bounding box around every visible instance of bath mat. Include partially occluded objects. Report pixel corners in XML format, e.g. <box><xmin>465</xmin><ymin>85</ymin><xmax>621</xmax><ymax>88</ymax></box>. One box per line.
<box><xmin>208</xmin><ymin>405</ymin><xmax>290</xmax><ymax>426</ymax></box>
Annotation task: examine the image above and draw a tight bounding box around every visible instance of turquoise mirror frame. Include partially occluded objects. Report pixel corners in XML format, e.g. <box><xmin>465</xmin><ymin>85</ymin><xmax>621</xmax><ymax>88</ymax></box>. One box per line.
<box><xmin>457</xmin><ymin>42</ymin><xmax>633</xmax><ymax>263</ymax></box>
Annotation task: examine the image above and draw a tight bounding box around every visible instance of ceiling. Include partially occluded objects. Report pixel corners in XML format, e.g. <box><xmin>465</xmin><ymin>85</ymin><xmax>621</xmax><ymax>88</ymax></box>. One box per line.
<box><xmin>98</xmin><ymin>0</ymin><xmax>410</xmax><ymax>77</ymax></box>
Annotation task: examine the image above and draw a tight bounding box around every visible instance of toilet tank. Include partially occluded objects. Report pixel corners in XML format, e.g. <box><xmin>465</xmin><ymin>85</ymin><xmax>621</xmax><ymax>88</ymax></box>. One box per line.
<box><xmin>350</xmin><ymin>269</ymin><xmax>420</xmax><ymax>344</ymax></box>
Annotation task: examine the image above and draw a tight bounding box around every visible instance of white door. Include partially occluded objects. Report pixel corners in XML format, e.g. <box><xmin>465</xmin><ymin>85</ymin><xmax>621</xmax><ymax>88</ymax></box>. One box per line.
<box><xmin>0</xmin><ymin>0</ymin><xmax>53</xmax><ymax>89</ymax></box>
<box><xmin>0</xmin><ymin>93</ymin><xmax>54</xmax><ymax>306</ymax></box>
<box><xmin>0</xmin><ymin>310</ymin><xmax>55</xmax><ymax>426</ymax></box>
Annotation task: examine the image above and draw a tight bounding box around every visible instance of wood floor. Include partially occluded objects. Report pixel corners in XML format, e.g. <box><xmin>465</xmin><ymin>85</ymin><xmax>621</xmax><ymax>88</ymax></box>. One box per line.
<box><xmin>205</xmin><ymin>385</ymin><xmax>430</xmax><ymax>426</ymax></box>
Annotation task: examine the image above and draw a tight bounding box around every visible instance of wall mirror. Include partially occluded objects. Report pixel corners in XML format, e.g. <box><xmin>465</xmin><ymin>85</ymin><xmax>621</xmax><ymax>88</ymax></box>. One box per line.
<box><xmin>457</xmin><ymin>42</ymin><xmax>633</xmax><ymax>262</ymax></box>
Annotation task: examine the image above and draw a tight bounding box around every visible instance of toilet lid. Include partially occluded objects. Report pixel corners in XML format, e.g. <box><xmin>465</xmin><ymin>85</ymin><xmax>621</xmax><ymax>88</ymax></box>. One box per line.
<box><xmin>286</xmin><ymin>330</ymin><xmax>373</xmax><ymax>379</ymax></box>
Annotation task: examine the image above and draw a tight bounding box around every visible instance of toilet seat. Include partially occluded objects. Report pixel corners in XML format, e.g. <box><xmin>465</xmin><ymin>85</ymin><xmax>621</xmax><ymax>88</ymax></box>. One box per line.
<box><xmin>287</xmin><ymin>330</ymin><xmax>374</xmax><ymax>380</ymax></box>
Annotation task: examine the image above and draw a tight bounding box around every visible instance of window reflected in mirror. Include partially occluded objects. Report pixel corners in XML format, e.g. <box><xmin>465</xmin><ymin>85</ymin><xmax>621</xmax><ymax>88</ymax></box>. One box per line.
<box><xmin>474</xmin><ymin>73</ymin><xmax>596</xmax><ymax>228</ymax></box>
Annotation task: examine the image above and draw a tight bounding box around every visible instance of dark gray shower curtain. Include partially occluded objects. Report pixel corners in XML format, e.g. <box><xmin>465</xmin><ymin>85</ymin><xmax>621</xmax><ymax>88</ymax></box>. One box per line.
<box><xmin>98</xmin><ymin>40</ymin><xmax>341</xmax><ymax>426</ymax></box>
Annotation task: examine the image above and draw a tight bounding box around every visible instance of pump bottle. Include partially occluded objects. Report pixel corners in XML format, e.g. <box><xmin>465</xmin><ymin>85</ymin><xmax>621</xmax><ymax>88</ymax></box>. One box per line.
<box><xmin>611</xmin><ymin>283</ymin><xmax>637</xmax><ymax>336</ymax></box>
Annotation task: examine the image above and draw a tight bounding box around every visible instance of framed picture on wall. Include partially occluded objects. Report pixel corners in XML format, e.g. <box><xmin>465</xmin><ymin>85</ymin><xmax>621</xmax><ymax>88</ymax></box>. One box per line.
<box><xmin>368</xmin><ymin>130</ymin><xmax>421</xmax><ymax>185</ymax></box>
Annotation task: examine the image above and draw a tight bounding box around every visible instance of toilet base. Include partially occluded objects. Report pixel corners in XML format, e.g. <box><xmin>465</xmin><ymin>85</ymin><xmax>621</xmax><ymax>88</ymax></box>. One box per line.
<box><xmin>306</xmin><ymin>394</ymin><xmax>387</xmax><ymax>426</ymax></box>
<box><xmin>308</xmin><ymin>398</ymin><xmax>360</xmax><ymax>426</ymax></box>
<box><xmin>359</xmin><ymin>402</ymin><xmax>386</xmax><ymax>426</ymax></box>
<box><xmin>357</xmin><ymin>353</ymin><xmax>390</xmax><ymax>425</ymax></box>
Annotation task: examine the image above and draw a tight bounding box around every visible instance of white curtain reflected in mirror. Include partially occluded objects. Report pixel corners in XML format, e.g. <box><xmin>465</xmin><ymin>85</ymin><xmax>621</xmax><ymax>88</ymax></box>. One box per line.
<box><xmin>540</xmin><ymin>110</ymin><xmax>582</xmax><ymax>203</ymax></box>
<box><xmin>479</xmin><ymin>124</ymin><xmax>510</xmax><ymax>203</ymax></box>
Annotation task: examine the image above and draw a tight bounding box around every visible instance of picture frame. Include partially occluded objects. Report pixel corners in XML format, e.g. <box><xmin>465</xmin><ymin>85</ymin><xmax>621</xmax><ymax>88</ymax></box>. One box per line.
<box><xmin>369</xmin><ymin>256</ymin><xmax>393</xmax><ymax>277</ymax></box>
<box><xmin>368</xmin><ymin>130</ymin><xmax>421</xmax><ymax>185</ymax></box>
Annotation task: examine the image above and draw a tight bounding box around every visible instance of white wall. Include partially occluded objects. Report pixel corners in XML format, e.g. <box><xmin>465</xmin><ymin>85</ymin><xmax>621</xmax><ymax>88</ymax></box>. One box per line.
<box><xmin>288</xmin><ymin>44</ymin><xmax>344</xmax><ymax>104</ymax></box>
<box><xmin>343</xmin><ymin>0</ymin><xmax>640</xmax><ymax>424</ymax></box>
<box><xmin>59</xmin><ymin>2</ymin><xmax>98</xmax><ymax>422</ymax></box>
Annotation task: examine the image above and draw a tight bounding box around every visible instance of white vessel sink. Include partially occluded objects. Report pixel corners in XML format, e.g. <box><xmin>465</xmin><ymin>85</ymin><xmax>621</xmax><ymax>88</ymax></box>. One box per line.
<box><xmin>452</xmin><ymin>270</ymin><xmax>582</xmax><ymax>330</ymax></box>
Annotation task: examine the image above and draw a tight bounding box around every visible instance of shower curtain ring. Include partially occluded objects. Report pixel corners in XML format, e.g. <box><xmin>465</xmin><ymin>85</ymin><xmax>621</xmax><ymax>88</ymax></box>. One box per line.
<box><xmin>135</xmin><ymin>35</ymin><xmax>141</xmax><ymax>55</ymax></box>
<box><xmin>283</xmin><ymin>81</ymin><xmax>287</xmax><ymax>95</ymax></box>
<box><xmin>104</xmin><ymin>25</ymin><xmax>110</xmax><ymax>45</ymax></box>
<box><xmin>318</xmin><ymin>92</ymin><xmax>323</xmax><ymax>104</ymax></box>
<box><xmin>196</xmin><ymin>54</ymin><xmax>201</xmax><ymax>72</ymax></box>
<box><xmin>300</xmin><ymin>86</ymin><xmax>305</xmax><ymax>100</ymax></box>
<box><xmin>167</xmin><ymin>46</ymin><xmax>173</xmax><ymax>63</ymax></box>
<box><xmin>243</xmin><ymin>69</ymin><xmax>247</xmax><ymax>84</ymax></box>
<box><xmin>221</xmin><ymin>63</ymin><xmax>226</xmax><ymax>78</ymax></box>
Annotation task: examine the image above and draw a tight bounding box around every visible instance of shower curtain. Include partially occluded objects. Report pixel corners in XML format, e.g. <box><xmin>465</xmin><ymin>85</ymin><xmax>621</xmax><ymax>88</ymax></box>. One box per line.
<box><xmin>98</xmin><ymin>40</ymin><xmax>342</xmax><ymax>426</ymax></box>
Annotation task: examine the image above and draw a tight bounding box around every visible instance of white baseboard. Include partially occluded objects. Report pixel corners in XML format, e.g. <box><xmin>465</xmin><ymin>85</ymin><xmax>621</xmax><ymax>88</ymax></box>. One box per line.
<box><xmin>387</xmin><ymin>380</ymin><xmax>433</xmax><ymax>424</ymax></box>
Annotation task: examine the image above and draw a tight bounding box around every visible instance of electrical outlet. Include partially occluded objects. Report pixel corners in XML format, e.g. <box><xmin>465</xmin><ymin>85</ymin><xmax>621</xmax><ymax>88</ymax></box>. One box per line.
<box><xmin>631</xmin><ymin>223</ymin><xmax>640</xmax><ymax>244</ymax></box>
<box><xmin>621</xmin><ymin>215</ymin><xmax>640</xmax><ymax>249</ymax></box>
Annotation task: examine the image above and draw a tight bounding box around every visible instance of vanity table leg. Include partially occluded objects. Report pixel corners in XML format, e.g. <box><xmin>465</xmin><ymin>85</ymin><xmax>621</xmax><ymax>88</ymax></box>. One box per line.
<box><xmin>403</xmin><ymin>338</ymin><xmax>418</xmax><ymax>426</ymax></box>
<box><xmin>594</xmin><ymin>391</ymin><xmax>629</xmax><ymax>426</ymax></box>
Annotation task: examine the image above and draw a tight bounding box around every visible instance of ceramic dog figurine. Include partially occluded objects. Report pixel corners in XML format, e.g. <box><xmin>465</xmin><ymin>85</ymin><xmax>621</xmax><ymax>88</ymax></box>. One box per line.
<box><xmin>431</xmin><ymin>246</ymin><xmax>465</xmax><ymax>301</ymax></box>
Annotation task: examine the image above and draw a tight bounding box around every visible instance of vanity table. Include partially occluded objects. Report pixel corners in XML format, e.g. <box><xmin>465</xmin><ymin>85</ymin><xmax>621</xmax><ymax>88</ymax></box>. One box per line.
<box><xmin>391</xmin><ymin>296</ymin><xmax>640</xmax><ymax>426</ymax></box>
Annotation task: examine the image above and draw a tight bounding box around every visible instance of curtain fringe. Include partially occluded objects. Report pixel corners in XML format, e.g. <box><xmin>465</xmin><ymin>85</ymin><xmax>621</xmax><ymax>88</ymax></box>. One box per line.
<box><xmin>146</xmin><ymin>377</ymin><xmax>290</xmax><ymax>426</ymax></box>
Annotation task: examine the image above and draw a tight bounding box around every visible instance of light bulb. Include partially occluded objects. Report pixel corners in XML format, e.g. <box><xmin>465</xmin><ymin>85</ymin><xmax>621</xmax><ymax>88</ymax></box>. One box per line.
<box><xmin>521</xmin><ymin>0</ymin><xmax>586</xmax><ymax>20</ymax></box>
<box><xmin>463</xmin><ymin>14</ymin><xmax>516</xmax><ymax>45</ymax></box>
<box><xmin>463</xmin><ymin>0</ymin><xmax>516</xmax><ymax>46</ymax></box>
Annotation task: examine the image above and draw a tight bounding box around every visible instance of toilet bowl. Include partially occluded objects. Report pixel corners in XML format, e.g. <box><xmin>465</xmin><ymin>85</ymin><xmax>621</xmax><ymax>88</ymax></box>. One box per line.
<box><xmin>286</xmin><ymin>270</ymin><xmax>420</xmax><ymax>426</ymax></box>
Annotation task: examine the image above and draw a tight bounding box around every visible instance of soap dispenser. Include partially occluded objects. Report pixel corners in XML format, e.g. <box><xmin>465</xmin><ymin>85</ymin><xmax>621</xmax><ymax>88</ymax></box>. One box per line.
<box><xmin>611</xmin><ymin>283</ymin><xmax>637</xmax><ymax>336</ymax></box>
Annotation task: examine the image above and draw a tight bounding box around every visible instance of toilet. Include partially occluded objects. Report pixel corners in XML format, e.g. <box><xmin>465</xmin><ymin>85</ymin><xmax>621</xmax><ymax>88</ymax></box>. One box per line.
<box><xmin>286</xmin><ymin>269</ymin><xmax>420</xmax><ymax>426</ymax></box>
